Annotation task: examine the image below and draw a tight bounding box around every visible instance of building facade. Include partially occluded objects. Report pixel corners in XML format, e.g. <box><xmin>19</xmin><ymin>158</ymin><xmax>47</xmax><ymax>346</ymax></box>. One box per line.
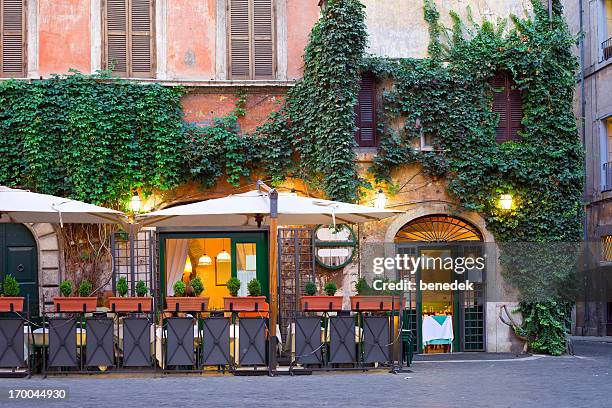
<box><xmin>562</xmin><ymin>0</ymin><xmax>612</xmax><ymax>336</ymax></box>
<box><xmin>0</xmin><ymin>0</ymin><xmax>548</xmax><ymax>353</ymax></box>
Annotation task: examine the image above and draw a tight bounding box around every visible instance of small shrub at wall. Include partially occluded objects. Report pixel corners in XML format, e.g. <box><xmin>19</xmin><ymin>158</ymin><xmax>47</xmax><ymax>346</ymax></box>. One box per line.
<box><xmin>78</xmin><ymin>280</ymin><xmax>93</xmax><ymax>297</ymax></box>
<box><xmin>247</xmin><ymin>279</ymin><xmax>262</xmax><ymax>297</ymax></box>
<box><xmin>59</xmin><ymin>280</ymin><xmax>73</xmax><ymax>297</ymax></box>
<box><xmin>226</xmin><ymin>277</ymin><xmax>241</xmax><ymax>297</ymax></box>
<box><xmin>2</xmin><ymin>275</ymin><xmax>20</xmax><ymax>297</ymax></box>
<box><xmin>173</xmin><ymin>281</ymin><xmax>186</xmax><ymax>297</ymax></box>
<box><xmin>136</xmin><ymin>280</ymin><xmax>148</xmax><ymax>297</ymax></box>
<box><xmin>117</xmin><ymin>277</ymin><xmax>129</xmax><ymax>297</ymax></box>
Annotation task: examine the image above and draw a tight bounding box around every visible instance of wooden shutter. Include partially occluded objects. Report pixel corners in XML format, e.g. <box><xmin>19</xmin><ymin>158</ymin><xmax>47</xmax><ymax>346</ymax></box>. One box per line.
<box><xmin>492</xmin><ymin>71</ymin><xmax>522</xmax><ymax>143</ymax></box>
<box><xmin>104</xmin><ymin>0</ymin><xmax>154</xmax><ymax>78</ymax></box>
<box><xmin>1</xmin><ymin>0</ymin><xmax>25</xmax><ymax>77</ymax></box>
<box><xmin>354</xmin><ymin>73</ymin><xmax>377</xmax><ymax>147</ymax></box>
<box><xmin>229</xmin><ymin>0</ymin><xmax>274</xmax><ymax>80</ymax></box>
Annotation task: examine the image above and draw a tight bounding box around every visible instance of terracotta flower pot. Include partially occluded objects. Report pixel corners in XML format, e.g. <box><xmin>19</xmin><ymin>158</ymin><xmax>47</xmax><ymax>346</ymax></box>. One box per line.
<box><xmin>300</xmin><ymin>296</ymin><xmax>343</xmax><ymax>312</ymax></box>
<box><xmin>109</xmin><ymin>296</ymin><xmax>153</xmax><ymax>313</ymax></box>
<box><xmin>165</xmin><ymin>297</ymin><xmax>209</xmax><ymax>312</ymax></box>
<box><xmin>223</xmin><ymin>296</ymin><xmax>267</xmax><ymax>312</ymax></box>
<box><xmin>53</xmin><ymin>297</ymin><xmax>97</xmax><ymax>313</ymax></box>
<box><xmin>350</xmin><ymin>295</ymin><xmax>398</xmax><ymax>311</ymax></box>
<box><xmin>0</xmin><ymin>297</ymin><xmax>24</xmax><ymax>312</ymax></box>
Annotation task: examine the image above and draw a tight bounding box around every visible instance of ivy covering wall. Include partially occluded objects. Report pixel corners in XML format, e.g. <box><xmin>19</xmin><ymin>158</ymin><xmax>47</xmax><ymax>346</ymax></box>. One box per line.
<box><xmin>368</xmin><ymin>0</ymin><xmax>582</xmax><ymax>355</ymax></box>
<box><xmin>0</xmin><ymin>0</ymin><xmax>582</xmax><ymax>354</ymax></box>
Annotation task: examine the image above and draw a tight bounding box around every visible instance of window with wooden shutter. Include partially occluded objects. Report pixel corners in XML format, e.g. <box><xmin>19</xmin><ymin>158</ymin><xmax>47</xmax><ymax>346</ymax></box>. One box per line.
<box><xmin>229</xmin><ymin>0</ymin><xmax>275</xmax><ymax>80</ymax></box>
<box><xmin>492</xmin><ymin>71</ymin><xmax>523</xmax><ymax>143</ymax></box>
<box><xmin>0</xmin><ymin>0</ymin><xmax>25</xmax><ymax>78</ymax></box>
<box><xmin>103</xmin><ymin>0</ymin><xmax>154</xmax><ymax>78</ymax></box>
<box><xmin>354</xmin><ymin>73</ymin><xmax>377</xmax><ymax>147</ymax></box>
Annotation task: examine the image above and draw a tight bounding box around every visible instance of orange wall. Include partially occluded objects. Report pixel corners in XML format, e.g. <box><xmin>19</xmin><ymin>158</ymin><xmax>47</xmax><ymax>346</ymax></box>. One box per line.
<box><xmin>166</xmin><ymin>0</ymin><xmax>217</xmax><ymax>79</ymax></box>
<box><xmin>38</xmin><ymin>0</ymin><xmax>91</xmax><ymax>76</ymax></box>
<box><xmin>181</xmin><ymin>91</ymin><xmax>286</xmax><ymax>133</ymax></box>
<box><xmin>286</xmin><ymin>0</ymin><xmax>320</xmax><ymax>79</ymax></box>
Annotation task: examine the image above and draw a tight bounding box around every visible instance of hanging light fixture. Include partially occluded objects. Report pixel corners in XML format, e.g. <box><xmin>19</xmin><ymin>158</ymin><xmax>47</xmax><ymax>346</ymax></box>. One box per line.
<box><xmin>374</xmin><ymin>189</ymin><xmax>388</xmax><ymax>209</ymax></box>
<box><xmin>217</xmin><ymin>239</ymin><xmax>231</xmax><ymax>263</ymax></box>
<box><xmin>198</xmin><ymin>240</ymin><xmax>212</xmax><ymax>266</ymax></box>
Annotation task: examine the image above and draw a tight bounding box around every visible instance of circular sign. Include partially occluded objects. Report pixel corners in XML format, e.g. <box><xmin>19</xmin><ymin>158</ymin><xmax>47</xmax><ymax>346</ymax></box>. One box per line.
<box><xmin>314</xmin><ymin>224</ymin><xmax>356</xmax><ymax>270</ymax></box>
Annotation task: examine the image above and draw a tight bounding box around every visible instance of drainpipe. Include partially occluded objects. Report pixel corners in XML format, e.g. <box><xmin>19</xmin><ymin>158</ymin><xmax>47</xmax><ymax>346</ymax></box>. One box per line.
<box><xmin>579</xmin><ymin>0</ymin><xmax>590</xmax><ymax>334</ymax></box>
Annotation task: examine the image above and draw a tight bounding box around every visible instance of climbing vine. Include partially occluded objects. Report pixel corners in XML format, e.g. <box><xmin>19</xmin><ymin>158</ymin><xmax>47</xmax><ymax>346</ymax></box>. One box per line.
<box><xmin>369</xmin><ymin>0</ymin><xmax>583</xmax><ymax>355</ymax></box>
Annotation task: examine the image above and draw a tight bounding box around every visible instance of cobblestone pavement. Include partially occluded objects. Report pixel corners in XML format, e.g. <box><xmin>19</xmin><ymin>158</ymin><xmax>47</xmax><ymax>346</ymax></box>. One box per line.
<box><xmin>1</xmin><ymin>339</ymin><xmax>610</xmax><ymax>408</ymax></box>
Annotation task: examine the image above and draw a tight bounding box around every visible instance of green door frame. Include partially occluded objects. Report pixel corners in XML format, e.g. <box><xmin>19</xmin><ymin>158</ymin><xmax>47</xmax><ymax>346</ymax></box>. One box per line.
<box><xmin>159</xmin><ymin>231</ymin><xmax>269</xmax><ymax>306</ymax></box>
<box><xmin>416</xmin><ymin>244</ymin><xmax>461</xmax><ymax>353</ymax></box>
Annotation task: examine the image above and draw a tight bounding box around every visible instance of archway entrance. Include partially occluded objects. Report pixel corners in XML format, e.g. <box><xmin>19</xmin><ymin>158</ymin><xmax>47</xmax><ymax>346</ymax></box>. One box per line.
<box><xmin>395</xmin><ymin>215</ymin><xmax>485</xmax><ymax>353</ymax></box>
<box><xmin>0</xmin><ymin>223</ymin><xmax>39</xmax><ymax>317</ymax></box>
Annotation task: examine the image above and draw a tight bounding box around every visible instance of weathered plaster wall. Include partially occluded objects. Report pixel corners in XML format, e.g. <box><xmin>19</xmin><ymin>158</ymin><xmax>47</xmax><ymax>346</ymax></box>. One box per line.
<box><xmin>286</xmin><ymin>0</ymin><xmax>320</xmax><ymax>79</ymax></box>
<box><xmin>38</xmin><ymin>0</ymin><xmax>91</xmax><ymax>76</ymax></box>
<box><xmin>166</xmin><ymin>0</ymin><xmax>217</xmax><ymax>80</ymax></box>
<box><xmin>181</xmin><ymin>89</ymin><xmax>286</xmax><ymax>133</ymax></box>
<box><xmin>362</xmin><ymin>0</ymin><xmax>532</xmax><ymax>58</ymax></box>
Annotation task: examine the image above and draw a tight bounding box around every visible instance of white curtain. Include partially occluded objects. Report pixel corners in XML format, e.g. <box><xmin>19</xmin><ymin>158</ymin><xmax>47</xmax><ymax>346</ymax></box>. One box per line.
<box><xmin>165</xmin><ymin>239</ymin><xmax>190</xmax><ymax>296</ymax></box>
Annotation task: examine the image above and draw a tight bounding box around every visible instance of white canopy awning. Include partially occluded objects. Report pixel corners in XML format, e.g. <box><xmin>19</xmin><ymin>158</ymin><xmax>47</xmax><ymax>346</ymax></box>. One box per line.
<box><xmin>0</xmin><ymin>186</ymin><xmax>127</xmax><ymax>225</ymax></box>
<box><xmin>137</xmin><ymin>190</ymin><xmax>401</xmax><ymax>227</ymax></box>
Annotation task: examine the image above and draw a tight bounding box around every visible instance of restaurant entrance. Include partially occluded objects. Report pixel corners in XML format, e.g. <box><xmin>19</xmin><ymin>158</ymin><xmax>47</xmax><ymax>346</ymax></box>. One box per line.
<box><xmin>395</xmin><ymin>215</ymin><xmax>485</xmax><ymax>353</ymax></box>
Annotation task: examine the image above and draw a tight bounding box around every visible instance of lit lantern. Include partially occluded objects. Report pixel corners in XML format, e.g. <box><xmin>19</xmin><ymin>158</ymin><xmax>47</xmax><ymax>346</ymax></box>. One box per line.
<box><xmin>374</xmin><ymin>189</ymin><xmax>388</xmax><ymax>209</ymax></box>
<box><xmin>129</xmin><ymin>193</ymin><xmax>142</xmax><ymax>214</ymax></box>
<box><xmin>498</xmin><ymin>194</ymin><xmax>513</xmax><ymax>210</ymax></box>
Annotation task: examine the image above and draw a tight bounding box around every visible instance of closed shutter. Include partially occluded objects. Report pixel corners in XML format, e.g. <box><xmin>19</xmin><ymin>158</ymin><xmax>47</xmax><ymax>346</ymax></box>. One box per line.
<box><xmin>492</xmin><ymin>71</ymin><xmax>522</xmax><ymax>143</ymax></box>
<box><xmin>1</xmin><ymin>0</ymin><xmax>25</xmax><ymax>77</ymax></box>
<box><xmin>104</xmin><ymin>0</ymin><xmax>154</xmax><ymax>78</ymax></box>
<box><xmin>354</xmin><ymin>73</ymin><xmax>377</xmax><ymax>147</ymax></box>
<box><xmin>229</xmin><ymin>0</ymin><xmax>274</xmax><ymax>80</ymax></box>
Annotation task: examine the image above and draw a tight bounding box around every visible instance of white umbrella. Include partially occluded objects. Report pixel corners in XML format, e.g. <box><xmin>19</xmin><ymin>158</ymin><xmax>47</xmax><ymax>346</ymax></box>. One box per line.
<box><xmin>135</xmin><ymin>183</ymin><xmax>401</xmax><ymax>365</ymax></box>
<box><xmin>137</xmin><ymin>189</ymin><xmax>399</xmax><ymax>227</ymax></box>
<box><xmin>0</xmin><ymin>186</ymin><xmax>127</xmax><ymax>225</ymax></box>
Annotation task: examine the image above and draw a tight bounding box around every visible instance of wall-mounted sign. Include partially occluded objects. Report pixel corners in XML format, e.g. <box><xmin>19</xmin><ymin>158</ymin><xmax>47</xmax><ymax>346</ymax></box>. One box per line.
<box><xmin>314</xmin><ymin>224</ymin><xmax>356</xmax><ymax>270</ymax></box>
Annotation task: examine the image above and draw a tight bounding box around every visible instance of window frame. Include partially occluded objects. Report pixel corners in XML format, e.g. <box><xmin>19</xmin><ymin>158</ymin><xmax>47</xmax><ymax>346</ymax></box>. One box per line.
<box><xmin>492</xmin><ymin>71</ymin><xmax>523</xmax><ymax>143</ymax></box>
<box><xmin>101</xmin><ymin>0</ymin><xmax>156</xmax><ymax>78</ymax></box>
<box><xmin>227</xmin><ymin>0</ymin><xmax>277</xmax><ymax>80</ymax></box>
<box><xmin>0</xmin><ymin>0</ymin><xmax>27</xmax><ymax>78</ymax></box>
<box><xmin>354</xmin><ymin>72</ymin><xmax>378</xmax><ymax>148</ymax></box>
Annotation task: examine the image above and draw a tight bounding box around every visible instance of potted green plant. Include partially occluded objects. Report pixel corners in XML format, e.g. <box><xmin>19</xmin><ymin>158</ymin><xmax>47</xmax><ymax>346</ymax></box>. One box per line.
<box><xmin>53</xmin><ymin>279</ymin><xmax>97</xmax><ymax>312</ymax></box>
<box><xmin>109</xmin><ymin>277</ymin><xmax>153</xmax><ymax>313</ymax></box>
<box><xmin>350</xmin><ymin>277</ymin><xmax>398</xmax><ymax>311</ymax></box>
<box><xmin>0</xmin><ymin>274</ymin><xmax>24</xmax><ymax>312</ymax></box>
<box><xmin>166</xmin><ymin>278</ymin><xmax>208</xmax><ymax>312</ymax></box>
<box><xmin>223</xmin><ymin>277</ymin><xmax>267</xmax><ymax>312</ymax></box>
<box><xmin>299</xmin><ymin>280</ymin><xmax>343</xmax><ymax>312</ymax></box>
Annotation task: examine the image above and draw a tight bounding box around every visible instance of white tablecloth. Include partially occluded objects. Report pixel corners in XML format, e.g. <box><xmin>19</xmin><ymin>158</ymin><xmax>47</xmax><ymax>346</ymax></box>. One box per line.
<box><xmin>422</xmin><ymin>315</ymin><xmax>453</xmax><ymax>349</ymax></box>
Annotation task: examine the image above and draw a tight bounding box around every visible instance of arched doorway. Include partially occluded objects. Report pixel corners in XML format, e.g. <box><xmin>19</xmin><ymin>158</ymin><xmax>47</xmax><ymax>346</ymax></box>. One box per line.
<box><xmin>395</xmin><ymin>215</ymin><xmax>485</xmax><ymax>353</ymax></box>
<box><xmin>0</xmin><ymin>224</ymin><xmax>39</xmax><ymax>317</ymax></box>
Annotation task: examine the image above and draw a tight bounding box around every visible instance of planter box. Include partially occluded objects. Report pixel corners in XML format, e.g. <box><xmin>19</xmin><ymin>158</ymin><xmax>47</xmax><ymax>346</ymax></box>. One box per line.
<box><xmin>300</xmin><ymin>296</ymin><xmax>343</xmax><ymax>312</ymax></box>
<box><xmin>350</xmin><ymin>295</ymin><xmax>398</xmax><ymax>311</ymax></box>
<box><xmin>53</xmin><ymin>297</ymin><xmax>97</xmax><ymax>313</ymax></box>
<box><xmin>165</xmin><ymin>297</ymin><xmax>209</xmax><ymax>312</ymax></box>
<box><xmin>0</xmin><ymin>297</ymin><xmax>24</xmax><ymax>312</ymax></box>
<box><xmin>224</xmin><ymin>296</ymin><xmax>267</xmax><ymax>312</ymax></box>
<box><xmin>109</xmin><ymin>296</ymin><xmax>152</xmax><ymax>313</ymax></box>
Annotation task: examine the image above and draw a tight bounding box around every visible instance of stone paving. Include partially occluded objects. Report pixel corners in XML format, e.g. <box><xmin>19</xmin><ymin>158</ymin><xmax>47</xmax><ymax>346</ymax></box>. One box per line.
<box><xmin>1</xmin><ymin>339</ymin><xmax>610</xmax><ymax>408</ymax></box>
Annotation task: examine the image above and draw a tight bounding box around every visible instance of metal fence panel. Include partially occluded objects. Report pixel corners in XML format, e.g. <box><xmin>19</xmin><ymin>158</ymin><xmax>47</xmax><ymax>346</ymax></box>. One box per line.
<box><xmin>48</xmin><ymin>318</ymin><xmax>77</xmax><ymax>367</ymax></box>
<box><xmin>86</xmin><ymin>318</ymin><xmax>114</xmax><ymax>367</ymax></box>
<box><xmin>0</xmin><ymin>318</ymin><xmax>24</xmax><ymax>368</ymax></box>
<box><xmin>202</xmin><ymin>318</ymin><xmax>230</xmax><ymax>366</ymax></box>
<box><xmin>294</xmin><ymin>316</ymin><xmax>322</xmax><ymax>365</ymax></box>
<box><xmin>239</xmin><ymin>318</ymin><xmax>266</xmax><ymax>366</ymax></box>
<box><xmin>329</xmin><ymin>316</ymin><xmax>355</xmax><ymax>364</ymax></box>
<box><xmin>362</xmin><ymin>316</ymin><xmax>390</xmax><ymax>363</ymax></box>
<box><xmin>123</xmin><ymin>318</ymin><xmax>151</xmax><ymax>367</ymax></box>
<box><xmin>166</xmin><ymin>318</ymin><xmax>195</xmax><ymax>367</ymax></box>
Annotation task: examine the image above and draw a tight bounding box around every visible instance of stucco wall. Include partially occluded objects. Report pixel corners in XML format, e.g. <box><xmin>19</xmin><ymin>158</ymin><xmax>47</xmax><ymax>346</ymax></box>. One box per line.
<box><xmin>363</xmin><ymin>0</ymin><xmax>532</xmax><ymax>58</ymax></box>
<box><xmin>38</xmin><ymin>0</ymin><xmax>92</xmax><ymax>76</ymax></box>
